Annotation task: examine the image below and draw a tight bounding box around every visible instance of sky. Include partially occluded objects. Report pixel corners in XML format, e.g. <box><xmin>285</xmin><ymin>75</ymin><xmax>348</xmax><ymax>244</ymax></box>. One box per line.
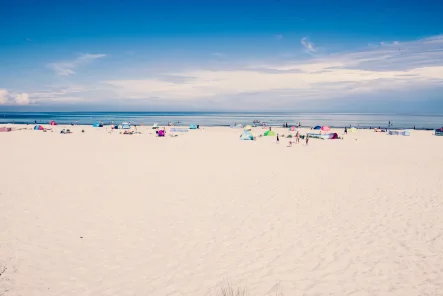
<box><xmin>0</xmin><ymin>0</ymin><xmax>443</xmax><ymax>112</ymax></box>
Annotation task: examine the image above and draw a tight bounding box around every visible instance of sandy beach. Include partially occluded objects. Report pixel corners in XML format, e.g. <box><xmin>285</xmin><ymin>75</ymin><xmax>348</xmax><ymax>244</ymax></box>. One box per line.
<box><xmin>1</xmin><ymin>125</ymin><xmax>442</xmax><ymax>296</ymax></box>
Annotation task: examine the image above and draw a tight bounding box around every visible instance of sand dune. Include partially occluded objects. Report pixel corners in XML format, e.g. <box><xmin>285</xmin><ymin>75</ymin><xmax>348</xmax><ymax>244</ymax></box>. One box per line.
<box><xmin>1</xmin><ymin>125</ymin><xmax>442</xmax><ymax>296</ymax></box>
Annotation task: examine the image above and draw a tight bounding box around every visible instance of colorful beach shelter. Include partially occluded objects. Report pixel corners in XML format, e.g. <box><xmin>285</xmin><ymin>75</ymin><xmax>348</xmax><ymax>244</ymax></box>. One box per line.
<box><xmin>50</xmin><ymin>121</ymin><xmax>57</xmax><ymax>126</ymax></box>
<box><xmin>321</xmin><ymin>126</ymin><xmax>330</xmax><ymax>131</ymax></box>
<box><xmin>290</xmin><ymin>126</ymin><xmax>295</xmax><ymax>131</ymax></box>
<box><xmin>244</xmin><ymin>125</ymin><xmax>252</xmax><ymax>131</ymax></box>
<box><xmin>313</xmin><ymin>125</ymin><xmax>321</xmax><ymax>130</ymax></box>
<box><xmin>92</xmin><ymin>122</ymin><xmax>103</xmax><ymax>127</ymax></box>
<box><xmin>121</xmin><ymin>122</ymin><xmax>131</xmax><ymax>129</ymax></box>
<box><xmin>240</xmin><ymin>130</ymin><xmax>254</xmax><ymax>140</ymax></box>
<box><xmin>435</xmin><ymin>127</ymin><xmax>443</xmax><ymax>136</ymax></box>
<box><xmin>264</xmin><ymin>130</ymin><xmax>276</xmax><ymax>136</ymax></box>
<box><xmin>157</xmin><ymin>130</ymin><xmax>165</xmax><ymax>137</ymax></box>
<box><xmin>34</xmin><ymin>125</ymin><xmax>44</xmax><ymax>130</ymax></box>
<box><xmin>329</xmin><ymin>132</ymin><xmax>339</xmax><ymax>139</ymax></box>
<box><xmin>189</xmin><ymin>123</ymin><xmax>197</xmax><ymax>129</ymax></box>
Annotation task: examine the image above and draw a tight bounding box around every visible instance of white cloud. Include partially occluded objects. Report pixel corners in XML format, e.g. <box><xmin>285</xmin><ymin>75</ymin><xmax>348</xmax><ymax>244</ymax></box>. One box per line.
<box><xmin>101</xmin><ymin>35</ymin><xmax>443</xmax><ymax>107</ymax></box>
<box><xmin>48</xmin><ymin>53</ymin><xmax>106</xmax><ymax>76</ymax></box>
<box><xmin>15</xmin><ymin>93</ymin><xmax>30</xmax><ymax>105</ymax></box>
<box><xmin>0</xmin><ymin>89</ymin><xmax>8</xmax><ymax>104</ymax></box>
<box><xmin>301</xmin><ymin>37</ymin><xmax>317</xmax><ymax>54</ymax></box>
<box><xmin>5</xmin><ymin>35</ymin><xmax>443</xmax><ymax>110</ymax></box>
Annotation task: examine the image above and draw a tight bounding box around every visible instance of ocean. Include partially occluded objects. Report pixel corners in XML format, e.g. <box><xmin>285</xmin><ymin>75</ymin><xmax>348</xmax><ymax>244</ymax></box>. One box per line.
<box><xmin>1</xmin><ymin>112</ymin><xmax>442</xmax><ymax>129</ymax></box>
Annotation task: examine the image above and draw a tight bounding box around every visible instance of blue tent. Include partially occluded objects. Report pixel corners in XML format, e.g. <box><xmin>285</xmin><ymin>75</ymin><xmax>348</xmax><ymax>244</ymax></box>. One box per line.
<box><xmin>121</xmin><ymin>123</ymin><xmax>131</xmax><ymax>129</ymax></box>
<box><xmin>34</xmin><ymin>125</ymin><xmax>43</xmax><ymax>130</ymax></box>
<box><xmin>240</xmin><ymin>130</ymin><xmax>254</xmax><ymax>140</ymax></box>
<box><xmin>93</xmin><ymin>122</ymin><xmax>103</xmax><ymax>127</ymax></box>
<box><xmin>189</xmin><ymin>123</ymin><xmax>197</xmax><ymax>129</ymax></box>
<box><xmin>313</xmin><ymin>125</ymin><xmax>321</xmax><ymax>130</ymax></box>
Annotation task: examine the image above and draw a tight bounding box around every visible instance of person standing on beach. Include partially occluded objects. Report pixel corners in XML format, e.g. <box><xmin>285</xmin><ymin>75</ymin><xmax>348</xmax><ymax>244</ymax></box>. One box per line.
<box><xmin>306</xmin><ymin>134</ymin><xmax>309</xmax><ymax>146</ymax></box>
<box><xmin>276</xmin><ymin>134</ymin><xmax>280</xmax><ymax>144</ymax></box>
<box><xmin>296</xmin><ymin>131</ymin><xmax>300</xmax><ymax>144</ymax></box>
<box><xmin>344</xmin><ymin>127</ymin><xmax>347</xmax><ymax>135</ymax></box>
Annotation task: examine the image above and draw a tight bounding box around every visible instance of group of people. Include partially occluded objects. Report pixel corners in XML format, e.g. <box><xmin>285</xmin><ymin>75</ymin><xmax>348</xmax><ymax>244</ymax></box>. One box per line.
<box><xmin>273</xmin><ymin>130</ymin><xmax>309</xmax><ymax>147</ymax></box>
<box><xmin>282</xmin><ymin>122</ymin><xmax>302</xmax><ymax>128</ymax></box>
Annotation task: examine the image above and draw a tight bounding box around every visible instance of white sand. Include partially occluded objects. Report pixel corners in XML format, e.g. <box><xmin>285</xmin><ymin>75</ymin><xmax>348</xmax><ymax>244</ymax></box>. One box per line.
<box><xmin>1</xmin><ymin>125</ymin><xmax>443</xmax><ymax>296</ymax></box>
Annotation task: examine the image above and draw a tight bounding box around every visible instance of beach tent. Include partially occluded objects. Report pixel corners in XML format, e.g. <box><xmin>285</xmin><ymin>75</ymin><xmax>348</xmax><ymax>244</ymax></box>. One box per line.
<box><xmin>34</xmin><ymin>125</ymin><xmax>44</xmax><ymax>130</ymax></box>
<box><xmin>313</xmin><ymin>125</ymin><xmax>321</xmax><ymax>130</ymax></box>
<box><xmin>290</xmin><ymin>126</ymin><xmax>295</xmax><ymax>131</ymax></box>
<box><xmin>321</xmin><ymin>126</ymin><xmax>330</xmax><ymax>131</ymax></box>
<box><xmin>329</xmin><ymin>133</ymin><xmax>339</xmax><ymax>139</ymax></box>
<box><xmin>435</xmin><ymin>127</ymin><xmax>443</xmax><ymax>136</ymax></box>
<box><xmin>348</xmin><ymin>127</ymin><xmax>357</xmax><ymax>132</ymax></box>
<box><xmin>388</xmin><ymin>130</ymin><xmax>410</xmax><ymax>136</ymax></box>
<box><xmin>189</xmin><ymin>123</ymin><xmax>197</xmax><ymax>129</ymax></box>
<box><xmin>240</xmin><ymin>130</ymin><xmax>254</xmax><ymax>140</ymax></box>
<box><xmin>152</xmin><ymin>123</ymin><xmax>159</xmax><ymax>129</ymax></box>
<box><xmin>244</xmin><ymin>125</ymin><xmax>252</xmax><ymax>131</ymax></box>
<box><xmin>170</xmin><ymin>128</ymin><xmax>188</xmax><ymax>133</ymax></box>
<box><xmin>157</xmin><ymin>130</ymin><xmax>165</xmax><ymax>137</ymax></box>
<box><xmin>92</xmin><ymin>122</ymin><xmax>103</xmax><ymax>127</ymax></box>
<box><xmin>50</xmin><ymin>121</ymin><xmax>57</xmax><ymax>126</ymax></box>
<box><xmin>0</xmin><ymin>127</ymin><xmax>12</xmax><ymax>132</ymax></box>
<box><xmin>121</xmin><ymin>123</ymin><xmax>131</xmax><ymax>129</ymax></box>
<box><xmin>264</xmin><ymin>130</ymin><xmax>276</xmax><ymax>136</ymax></box>
<box><xmin>307</xmin><ymin>132</ymin><xmax>339</xmax><ymax>140</ymax></box>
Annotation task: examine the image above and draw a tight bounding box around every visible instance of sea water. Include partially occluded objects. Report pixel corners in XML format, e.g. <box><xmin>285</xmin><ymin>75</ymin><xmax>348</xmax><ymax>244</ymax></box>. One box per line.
<box><xmin>0</xmin><ymin>112</ymin><xmax>442</xmax><ymax>129</ymax></box>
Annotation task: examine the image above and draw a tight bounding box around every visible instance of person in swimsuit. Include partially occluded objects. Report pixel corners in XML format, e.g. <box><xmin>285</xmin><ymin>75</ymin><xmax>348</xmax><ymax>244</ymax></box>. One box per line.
<box><xmin>296</xmin><ymin>131</ymin><xmax>300</xmax><ymax>144</ymax></box>
<box><xmin>306</xmin><ymin>134</ymin><xmax>309</xmax><ymax>146</ymax></box>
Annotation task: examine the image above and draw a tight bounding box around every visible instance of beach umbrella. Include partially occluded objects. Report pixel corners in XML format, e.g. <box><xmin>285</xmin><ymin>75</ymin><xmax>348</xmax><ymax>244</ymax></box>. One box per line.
<box><xmin>244</xmin><ymin>125</ymin><xmax>252</xmax><ymax>131</ymax></box>
<box><xmin>321</xmin><ymin>126</ymin><xmax>330</xmax><ymax>131</ymax></box>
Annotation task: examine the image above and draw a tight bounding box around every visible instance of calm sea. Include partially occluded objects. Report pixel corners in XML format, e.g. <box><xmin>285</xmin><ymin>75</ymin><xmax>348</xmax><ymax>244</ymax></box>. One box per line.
<box><xmin>1</xmin><ymin>112</ymin><xmax>442</xmax><ymax>129</ymax></box>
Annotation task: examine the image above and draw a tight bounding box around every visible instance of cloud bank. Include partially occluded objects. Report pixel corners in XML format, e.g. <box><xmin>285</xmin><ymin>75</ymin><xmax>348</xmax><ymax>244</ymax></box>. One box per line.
<box><xmin>101</xmin><ymin>35</ymin><xmax>443</xmax><ymax>109</ymax></box>
<box><xmin>2</xmin><ymin>35</ymin><xmax>443</xmax><ymax>110</ymax></box>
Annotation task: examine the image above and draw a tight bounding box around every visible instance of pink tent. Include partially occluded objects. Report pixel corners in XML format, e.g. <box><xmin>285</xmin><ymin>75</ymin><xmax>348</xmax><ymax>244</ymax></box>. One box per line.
<box><xmin>321</xmin><ymin>126</ymin><xmax>330</xmax><ymax>131</ymax></box>
<box><xmin>0</xmin><ymin>127</ymin><xmax>12</xmax><ymax>132</ymax></box>
<box><xmin>50</xmin><ymin>121</ymin><xmax>57</xmax><ymax>126</ymax></box>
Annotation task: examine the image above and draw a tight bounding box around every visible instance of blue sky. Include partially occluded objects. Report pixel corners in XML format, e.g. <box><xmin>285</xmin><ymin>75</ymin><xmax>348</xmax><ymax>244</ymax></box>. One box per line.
<box><xmin>0</xmin><ymin>0</ymin><xmax>442</xmax><ymax>111</ymax></box>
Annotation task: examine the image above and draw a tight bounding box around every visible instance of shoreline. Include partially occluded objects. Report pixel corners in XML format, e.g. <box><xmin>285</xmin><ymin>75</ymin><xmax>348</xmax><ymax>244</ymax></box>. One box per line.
<box><xmin>0</xmin><ymin>122</ymin><xmax>438</xmax><ymax>130</ymax></box>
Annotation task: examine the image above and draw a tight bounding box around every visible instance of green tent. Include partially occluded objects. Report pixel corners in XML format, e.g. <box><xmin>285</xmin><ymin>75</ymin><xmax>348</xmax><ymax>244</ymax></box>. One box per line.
<box><xmin>264</xmin><ymin>130</ymin><xmax>276</xmax><ymax>136</ymax></box>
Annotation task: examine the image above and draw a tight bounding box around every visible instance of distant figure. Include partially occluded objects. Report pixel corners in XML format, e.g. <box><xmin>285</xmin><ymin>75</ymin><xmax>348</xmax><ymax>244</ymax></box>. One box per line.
<box><xmin>389</xmin><ymin>121</ymin><xmax>391</xmax><ymax>126</ymax></box>
<box><xmin>305</xmin><ymin>134</ymin><xmax>309</xmax><ymax>145</ymax></box>
<box><xmin>295</xmin><ymin>131</ymin><xmax>300</xmax><ymax>144</ymax></box>
<box><xmin>414</xmin><ymin>125</ymin><xmax>416</xmax><ymax>130</ymax></box>
<box><xmin>288</xmin><ymin>140</ymin><xmax>293</xmax><ymax>147</ymax></box>
<box><xmin>269</xmin><ymin>127</ymin><xmax>272</xmax><ymax>131</ymax></box>
<box><xmin>34</xmin><ymin>120</ymin><xmax>37</xmax><ymax>124</ymax></box>
<box><xmin>197</xmin><ymin>125</ymin><xmax>200</xmax><ymax>129</ymax></box>
<box><xmin>344</xmin><ymin>127</ymin><xmax>347</xmax><ymax>134</ymax></box>
<box><xmin>276</xmin><ymin>134</ymin><xmax>279</xmax><ymax>144</ymax></box>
